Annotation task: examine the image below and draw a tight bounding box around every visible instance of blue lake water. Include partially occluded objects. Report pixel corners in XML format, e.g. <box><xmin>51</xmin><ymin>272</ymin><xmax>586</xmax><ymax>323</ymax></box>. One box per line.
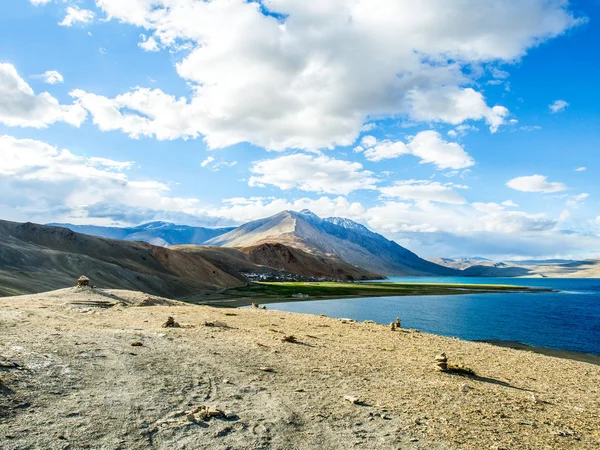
<box><xmin>262</xmin><ymin>278</ymin><xmax>600</xmax><ymax>356</ymax></box>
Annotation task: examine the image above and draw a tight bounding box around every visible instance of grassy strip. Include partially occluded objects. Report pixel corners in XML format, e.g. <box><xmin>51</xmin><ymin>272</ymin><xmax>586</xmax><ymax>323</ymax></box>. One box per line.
<box><xmin>196</xmin><ymin>281</ymin><xmax>544</xmax><ymax>307</ymax></box>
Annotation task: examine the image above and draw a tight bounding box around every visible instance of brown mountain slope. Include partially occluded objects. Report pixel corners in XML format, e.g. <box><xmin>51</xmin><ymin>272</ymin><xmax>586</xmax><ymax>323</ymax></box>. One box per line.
<box><xmin>0</xmin><ymin>220</ymin><xmax>245</xmax><ymax>297</ymax></box>
<box><xmin>171</xmin><ymin>243</ymin><xmax>382</xmax><ymax>281</ymax></box>
<box><xmin>241</xmin><ymin>243</ymin><xmax>381</xmax><ymax>280</ymax></box>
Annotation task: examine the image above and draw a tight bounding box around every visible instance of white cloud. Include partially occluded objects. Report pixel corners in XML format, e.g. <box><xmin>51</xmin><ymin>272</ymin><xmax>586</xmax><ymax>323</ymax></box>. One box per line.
<box><xmin>59</xmin><ymin>6</ymin><xmax>95</xmax><ymax>27</ymax></box>
<box><xmin>200</xmin><ymin>156</ymin><xmax>215</xmax><ymax>168</ymax></box>
<box><xmin>0</xmin><ymin>134</ymin><xmax>202</xmax><ymax>225</ymax></box>
<box><xmin>361</xmin><ymin>135</ymin><xmax>377</xmax><ymax>147</ymax></box>
<box><xmin>490</xmin><ymin>68</ymin><xmax>510</xmax><ymax>79</ymax></box>
<box><xmin>81</xmin><ymin>0</ymin><xmax>582</xmax><ymax>150</ymax></box>
<box><xmin>139</xmin><ymin>35</ymin><xmax>160</xmax><ymax>52</ymax></box>
<box><xmin>70</xmin><ymin>88</ymin><xmax>198</xmax><ymax>140</ymax></box>
<box><xmin>566</xmin><ymin>193</ymin><xmax>589</xmax><ymax>208</ymax></box>
<box><xmin>558</xmin><ymin>210</ymin><xmax>571</xmax><ymax>222</ymax></box>
<box><xmin>501</xmin><ymin>200</ymin><xmax>519</xmax><ymax>208</ymax></box>
<box><xmin>506</xmin><ymin>175</ymin><xmax>567</xmax><ymax>193</ymax></box>
<box><xmin>248</xmin><ymin>154</ymin><xmax>377</xmax><ymax>195</ymax></box>
<box><xmin>0</xmin><ymin>63</ymin><xmax>87</xmax><ymax>128</ymax></box>
<box><xmin>364</xmin><ymin>140</ymin><xmax>410</xmax><ymax>162</ymax></box>
<box><xmin>30</xmin><ymin>0</ymin><xmax>52</xmax><ymax>5</ymax></box>
<box><xmin>549</xmin><ymin>99</ymin><xmax>569</xmax><ymax>113</ymax></box>
<box><xmin>37</xmin><ymin>70</ymin><xmax>64</xmax><ymax>85</ymax></box>
<box><xmin>200</xmin><ymin>156</ymin><xmax>237</xmax><ymax>171</ymax></box>
<box><xmin>575</xmin><ymin>166</ymin><xmax>586</xmax><ymax>172</ymax></box>
<box><xmin>379</xmin><ymin>180</ymin><xmax>467</xmax><ymax>204</ymax></box>
<box><xmin>405</xmin><ymin>87</ymin><xmax>510</xmax><ymax>133</ymax></box>
<box><xmin>367</xmin><ymin>200</ymin><xmax>555</xmax><ymax>235</ymax></box>
<box><xmin>362</xmin><ymin>131</ymin><xmax>474</xmax><ymax>170</ymax></box>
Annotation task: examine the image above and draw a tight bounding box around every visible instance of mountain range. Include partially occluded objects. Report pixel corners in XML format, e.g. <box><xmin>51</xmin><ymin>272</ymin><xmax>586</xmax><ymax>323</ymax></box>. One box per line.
<box><xmin>47</xmin><ymin>221</ymin><xmax>235</xmax><ymax>247</ymax></box>
<box><xmin>50</xmin><ymin>210</ymin><xmax>456</xmax><ymax>277</ymax></box>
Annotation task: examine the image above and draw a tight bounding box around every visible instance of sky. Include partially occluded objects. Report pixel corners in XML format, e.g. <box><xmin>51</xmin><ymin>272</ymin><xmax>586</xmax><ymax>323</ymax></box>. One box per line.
<box><xmin>1</xmin><ymin>0</ymin><xmax>599</xmax><ymax>259</ymax></box>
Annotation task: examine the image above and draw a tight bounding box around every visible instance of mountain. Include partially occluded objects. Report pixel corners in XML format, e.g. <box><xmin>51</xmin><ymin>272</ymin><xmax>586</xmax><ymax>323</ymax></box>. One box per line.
<box><xmin>0</xmin><ymin>220</ymin><xmax>245</xmax><ymax>297</ymax></box>
<box><xmin>47</xmin><ymin>221</ymin><xmax>234</xmax><ymax>247</ymax></box>
<box><xmin>206</xmin><ymin>210</ymin><xmax>457</xmax><ymax>276</ymax></box>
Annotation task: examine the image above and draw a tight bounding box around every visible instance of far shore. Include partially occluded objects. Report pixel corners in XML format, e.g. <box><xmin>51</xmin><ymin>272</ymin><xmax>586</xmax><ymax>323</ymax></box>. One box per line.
<box><xmin>190</xmin><ymin>280</ymin><xmax>551</xmax><ymax>308</ymax></box>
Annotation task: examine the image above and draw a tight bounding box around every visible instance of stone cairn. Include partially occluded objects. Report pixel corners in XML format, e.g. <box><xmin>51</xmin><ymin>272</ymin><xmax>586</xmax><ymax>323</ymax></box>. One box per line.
<box><xmin>77</xmin><ymin>275</ymin><xmax>90</xmax><ymax>287</ymax></box>
<box><xmin>435</xmin><ymin>353</ymin><xmax>448</xmax><ymax>372</ymax></box>
<box><xmin>390</xmin><ymin>322</ymin><xmax>396</xmax><ymax>331</ymax></box>
<box><xmin>163</xmin><ymin>316</ymin><xmax>180</xmax><ymax>328</ymax></box>
<box><xmin>390</xmin><ymin>317</ymin><xmax>401</xmax><ymax>331</ymax></box>
<box><xmin>252</xmin><ymin>303</ymin><xmax>259</xmax><ymax>309</ymax></box>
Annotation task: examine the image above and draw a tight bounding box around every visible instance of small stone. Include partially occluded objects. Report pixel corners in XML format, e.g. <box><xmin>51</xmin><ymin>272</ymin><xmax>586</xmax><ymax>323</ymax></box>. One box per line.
<box><xmin>259</xmin><ymin>366</ymin><xmax>275</xmax><ymax>372</ymax></box>
<box><xmin>223</xmin><ymin>379</ymin><xmax>230</xmax><ymax>384</ymax></box>
<box><xmin>207</xmin><ymin>406</ymin><xmax>222</xmax><ymax>417</ymax></box>
<box><xmin>409</xmin><ymin>438</ymin><xmax>419</xmax><ymax>442</ymax></box>
<box><xmin>131</xmin><ymin>341</ymin><xmax>143</xmax><ymax>347</ymax></box>
<box><xmin>344</xmin><ymin>395</ymin><xmax>360</xmax><ymax>404</ymax></box>
<box><xmin>461</xmin><ymin>384</ymin><xmax>473</xmax><ymax>393</ymax></box>
<box><xmin>224</xmin><ymin>411</ymin><xmax>237</xmax><ymax>420</ymax></box>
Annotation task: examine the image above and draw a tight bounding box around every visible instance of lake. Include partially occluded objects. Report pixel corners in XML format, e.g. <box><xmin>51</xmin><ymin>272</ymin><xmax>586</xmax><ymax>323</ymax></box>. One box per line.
<box><xmin>262</xmin><ymin>277</ymin><xmax>600</xmax><ymax>356</ymax></box>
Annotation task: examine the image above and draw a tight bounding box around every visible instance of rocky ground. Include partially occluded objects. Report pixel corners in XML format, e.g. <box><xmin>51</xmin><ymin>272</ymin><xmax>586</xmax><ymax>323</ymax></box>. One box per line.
<box><xmin>1</xmin><ymin>287</ymin><xmax>599</xmax><ymax>449</ymax></box>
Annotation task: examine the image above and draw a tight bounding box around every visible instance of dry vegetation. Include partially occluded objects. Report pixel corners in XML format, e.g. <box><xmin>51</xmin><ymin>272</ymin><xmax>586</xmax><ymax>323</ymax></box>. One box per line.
<box><xmin>1</xmin><ymin>287</ymin><xmax>599</xmax><ymax>449</ymax></box>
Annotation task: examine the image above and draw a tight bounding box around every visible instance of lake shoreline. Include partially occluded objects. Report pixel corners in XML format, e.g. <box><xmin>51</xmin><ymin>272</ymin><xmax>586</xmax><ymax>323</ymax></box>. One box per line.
<box><xmin>480</xmin><ymin>340</ymin><xmax>600</xmax><ymax>365</ymax></box>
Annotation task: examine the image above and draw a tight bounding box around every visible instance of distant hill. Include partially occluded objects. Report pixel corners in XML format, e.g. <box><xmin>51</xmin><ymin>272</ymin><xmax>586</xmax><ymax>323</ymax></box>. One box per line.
<box><xmin>207</xmin><ymin>210</ymin><xmax>457</xmax><ymax>276</ymax></box>
<box><xmin>0</xmin><ymin>220</ymin><xmax>246</xmax><ymax>297</ymax></box>
<box><xmin>47</xmin><ymin>221</ymin><xmax>234</xmax><ymax>247</ymax></box>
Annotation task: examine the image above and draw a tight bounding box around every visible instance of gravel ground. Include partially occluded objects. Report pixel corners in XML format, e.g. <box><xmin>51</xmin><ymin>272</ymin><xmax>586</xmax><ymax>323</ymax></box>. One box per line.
<box><xmin>1</xmin><ymin>287</ymin><xmax>599</xmax><ymax>449</ymax></box>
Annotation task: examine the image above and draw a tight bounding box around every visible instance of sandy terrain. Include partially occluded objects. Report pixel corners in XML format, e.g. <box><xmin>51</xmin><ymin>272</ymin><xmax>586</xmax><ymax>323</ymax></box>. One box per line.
<box><xmin>1</xmin><ymin>287</ymin><xmax>599</xmax><ymax>449</ymax></box>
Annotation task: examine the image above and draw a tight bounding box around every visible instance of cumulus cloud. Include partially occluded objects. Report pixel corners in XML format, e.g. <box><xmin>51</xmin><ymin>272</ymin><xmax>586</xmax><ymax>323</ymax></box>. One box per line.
<box><xmin>36</xmin><ymin>70</ymin><xmax>64</xmax><ymax>85</ymax></box>
<box><xmin>59</xmin><ymin>6</ymin><xmax>95</xmax><ymax>27</ymax></box>
<box><xmin>506</xmin><ymin>175</ymin><xmax>567</xmax><ymax>193</ymax></box>
<box><xmin>367</xmin><ymin>201</ymin><xmax>555</xmax><ymax>235</ymax></box>
<box><xmin>248</xmin><ymin>154</ymin><xmax>377</xmax><ymax>195</ymax></box>
<box><xmin>379</xmin><ymin>180</ymin><xmax>468</xmax><ymax>204</ymax></box>
<box><xmin>0</xmin><ymin>134</ymin><xmax>203</xmax><ymax>225</ymax></box>
<box><xmin>0</xmin><ymin>63</ymin><xmax>87</xmax><ymax>128</ymax></box>
<box><xmin>80</xmin><ymin>0</ymin><xmax>583</xmax><ymax>150</ymax></box>
<box><xmin>362</xmin><ymin>131</ymin><xmax>474</xmax><ymax>170</ymax></box>
<box><xmin>549</xmin><ymin>100</ymin><xmax>569</xmax><ymax>113</ymax></box>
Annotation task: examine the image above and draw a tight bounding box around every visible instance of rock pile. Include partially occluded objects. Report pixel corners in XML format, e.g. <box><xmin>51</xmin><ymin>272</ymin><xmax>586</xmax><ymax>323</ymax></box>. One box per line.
<box><xmin>163</xmin><ymin>316</ymin><xmax>180</xmax><ymax>328</ymax></box>
<box><xmin>77</xmin><ymin>275</ymin><xmax>90</xmax><ymax>287</ymax></box>
<box><xmin>435</xmin><ymin>353</ymin><xmax>448</xmax><ymax>371</ymax></box>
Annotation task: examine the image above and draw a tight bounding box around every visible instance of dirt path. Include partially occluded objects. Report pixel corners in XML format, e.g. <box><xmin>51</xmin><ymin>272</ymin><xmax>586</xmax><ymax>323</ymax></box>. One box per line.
<box><xmin>1</xmin><ymin>288</ymin><xmax>599</xmax><ymax>449</ymax></box>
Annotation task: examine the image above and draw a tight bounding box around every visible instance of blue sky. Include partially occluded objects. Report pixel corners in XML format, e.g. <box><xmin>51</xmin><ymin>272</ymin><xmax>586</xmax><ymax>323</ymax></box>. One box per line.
<box><xmin>1</xmin><ymin>0</ymin><xmax>599</xmax><ymax>259</ymax></box>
